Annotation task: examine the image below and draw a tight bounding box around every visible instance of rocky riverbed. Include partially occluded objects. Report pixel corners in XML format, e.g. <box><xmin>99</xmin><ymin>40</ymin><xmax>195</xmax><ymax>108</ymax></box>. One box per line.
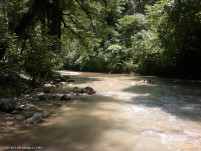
<box><xmin>0</xmin><ymin>72</ymin><xmax>96</xmax><ymax>133</ymax></box>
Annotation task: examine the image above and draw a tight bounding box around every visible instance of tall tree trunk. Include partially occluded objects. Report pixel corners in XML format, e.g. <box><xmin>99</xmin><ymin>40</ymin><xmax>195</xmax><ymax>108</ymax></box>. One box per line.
<box><xmin>49</xmin><ymin>0</ymin><xmax>62</xmax><ymax>51</ymax></box>
<box><xmin>51</xmin><ymin>0</ymin><xmax>61</xmax><ymax>39</ymax></box>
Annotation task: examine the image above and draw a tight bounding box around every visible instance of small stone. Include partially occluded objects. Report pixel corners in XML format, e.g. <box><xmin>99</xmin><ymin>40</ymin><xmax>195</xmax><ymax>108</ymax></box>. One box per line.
<box><xmin>39</xmin><ymin>95</ymin><xmax>48</xmax><ymax>101</ymax></box>
<box><xmin>81</xmin><ymin>87</ymin><xmax>95</xmax><ymax>94</ymax></box>
<box><xmin>11</xmin><ymin>110</ymin><xmax>19</xmax><ymax>114</ymax></box>
<box><xmin>43</xmin><ymin>87</ymin><xmax>51</xmax><ymax>93</ymax></box>
<box><xmin>64</xmin><ymin>75</ymin><xmax>71</xmax><ymax>79</ymax></box>
<box><xmin>56</xmin><ymin>103</ymin><xmax>63</xmax><ymax>107</ymax></box>
<box><xmin>60</xmin><ymin>94</ymin><xmax>71</xmax><ymax>101</ymax></box>
<box><xmin>48</xmin><ymin>95</ymin><xmax>57</xmax><ymax>100</ymax></box>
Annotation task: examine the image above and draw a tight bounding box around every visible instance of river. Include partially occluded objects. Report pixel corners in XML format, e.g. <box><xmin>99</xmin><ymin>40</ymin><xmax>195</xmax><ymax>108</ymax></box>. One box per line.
<box><xmin>1</xmin><ymin>71</ymin><xmax>201</xmax><ymax>151</ymax></box>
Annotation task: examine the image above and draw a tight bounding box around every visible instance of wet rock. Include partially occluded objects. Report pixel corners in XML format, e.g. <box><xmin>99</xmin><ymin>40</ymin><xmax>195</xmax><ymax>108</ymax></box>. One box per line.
<box><xmin>11</xmin><ymin>110</ymin><xmax>20</xmax><ymax>114</ymax></box>
<box><xmin>81</xmin><ymin>87</ymin><xmax>96</xmax><ymax>94</ymax></box>
<box><xmin>25</xmin><ymin>113</ymin><xmax>43</xmax><ymax>124</ymax></box>
<box><xmin>48</xmin><ymin>95</ymin><xmax>57</xmax><ymax>101</ymax></box>
<box><xmin>64</xmin><ymin>75</ymin><xmax>71</xmax><ymax>79</ymax></box>
<box><xmin>23</xmin><ymin>111</ymin><xmax>35</xmax><ymax>119</ymax></box>
<box><xmin>22</xmin><ymin>104</ymin><xmax>37</xmax><ymax>111</ymax></box>
<box><xmin>39</xmin><ymin>95</ymin><xmax>48</xmax><ymax>101</ymax></box>
<box><xmin>41</xmin><ymin>111</ymin><xmax>49</xmax><ymax>118</ymax></box>
<box><xmin>0</xmin><ymin>99</ymin><xmax>16</xmax><ymax>112</ymax></box>
<box><xmin>60</xmin><ymin>94</ymin><xmax>71</xmax><ymax>101</ymax></box>
<box><xmin>56</xmin><ymin>103</ymin><xmax>63</xmax><ymax>107</ymax></box>
<box><xmin>43</xmin><ymin>87</ymin><xmax>51</xmax><ymax>93</ymax></box>
<box><xmin>15</xmin><ymin>103</ymin><xmax>26</xmax><ymax>110</ymax></box>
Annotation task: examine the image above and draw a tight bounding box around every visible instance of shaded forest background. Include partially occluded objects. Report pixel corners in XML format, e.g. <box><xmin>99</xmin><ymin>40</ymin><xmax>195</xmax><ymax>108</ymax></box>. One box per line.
<box><xmin>0</xmin><ymin>0</ymin><xmax>201</xmax><ymax>88</ymax></box>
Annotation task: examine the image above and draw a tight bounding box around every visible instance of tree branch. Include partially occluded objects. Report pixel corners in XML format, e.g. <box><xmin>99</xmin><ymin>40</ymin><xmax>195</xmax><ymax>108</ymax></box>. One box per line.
<box><xmin>74</xmin><ymin>0</ymin><xmax>96</xmax><ymax>31</ymax></box>
<box><xmin>61</xmin><ymin>16</ymin><xmax>82</xmax><ymax>39</ymax></box>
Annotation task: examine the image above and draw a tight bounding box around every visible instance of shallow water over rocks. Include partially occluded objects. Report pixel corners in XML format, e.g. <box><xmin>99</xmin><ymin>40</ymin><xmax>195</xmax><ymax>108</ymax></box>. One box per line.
<box><xmin>1</xmin><ymin>71</ymin><xmax>201</xmax><ymax>151</ymax></box>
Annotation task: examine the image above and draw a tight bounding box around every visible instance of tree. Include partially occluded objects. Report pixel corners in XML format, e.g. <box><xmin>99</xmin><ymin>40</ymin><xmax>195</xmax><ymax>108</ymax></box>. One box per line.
<box><xmin>147</xmin><ymin>0</ymin><xmax>201</xmax><ymax>77</ymax></box>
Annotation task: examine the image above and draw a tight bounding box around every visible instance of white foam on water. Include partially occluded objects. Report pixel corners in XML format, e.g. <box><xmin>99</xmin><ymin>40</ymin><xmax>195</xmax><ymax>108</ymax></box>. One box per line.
<box><xmin>183</xmin><ymin>130</ymin><xmax>201</xmax><ymax>138</ymax></box>
<box><xmin>141</xmin><ymin>130</ymin><xmax>170</xmax><ymax>146</ymax></box>
<box><xmin>181</xmin><ymin>106</ymin><xmax>201</xmax><ymax>113</ymax></box>
<box><xmin>56</xmin><ymin>70</ymin><xmax>81</xmax><ymax>75</ymax></box>
<box><xmin>124</xmin><ymin>105</ymin><xmax>147</xmax><ymax>114</ymax></box>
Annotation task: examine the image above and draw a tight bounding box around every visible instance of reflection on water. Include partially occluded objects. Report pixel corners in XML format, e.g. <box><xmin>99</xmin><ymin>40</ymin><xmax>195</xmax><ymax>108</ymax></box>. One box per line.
<box><xmin>1</xmin><ymin>71</ymin><xmax>201</xmax><ymax>151</ymax></box>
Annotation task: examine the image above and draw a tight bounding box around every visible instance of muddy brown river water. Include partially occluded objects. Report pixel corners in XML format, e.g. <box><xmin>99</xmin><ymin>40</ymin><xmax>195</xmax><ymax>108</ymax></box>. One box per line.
<box><xmin>1</xmin><ymin>71</ymin><xmax>201</xmax><ymax>151</ymax></box>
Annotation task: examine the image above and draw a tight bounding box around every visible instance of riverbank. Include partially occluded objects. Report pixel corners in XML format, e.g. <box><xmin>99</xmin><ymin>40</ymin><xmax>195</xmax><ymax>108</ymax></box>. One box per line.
<box><xmin>0</xmin><ymin>71</ymin><xmax>97</xmax><ymax>133</ymax></box>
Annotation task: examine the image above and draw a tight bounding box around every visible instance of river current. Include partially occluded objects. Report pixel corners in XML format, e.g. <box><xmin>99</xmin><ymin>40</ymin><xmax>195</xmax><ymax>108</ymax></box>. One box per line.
<box><xmin>1</xmin><ymin>71</ymin><xmax>201</xmax><ymax>151</ymax></box>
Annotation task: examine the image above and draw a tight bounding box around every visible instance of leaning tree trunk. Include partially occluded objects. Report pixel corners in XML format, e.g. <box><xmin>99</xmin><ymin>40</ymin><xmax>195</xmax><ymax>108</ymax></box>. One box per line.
<box><xmin>48</xmin><ymin>0</ymin><xmax>62</xmax><ymax>52</ymax></box>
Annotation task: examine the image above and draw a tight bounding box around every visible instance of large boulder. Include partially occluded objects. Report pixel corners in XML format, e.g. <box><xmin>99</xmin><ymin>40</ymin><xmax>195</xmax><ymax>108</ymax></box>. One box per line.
<box><xmin>25</xmin><ymin>113</ymin><xmax>43</xmax><ymax>124</ymax></box>
<box><xmin>81</xmin><ymin>87</ymin><xmax>96</xmax><ymax>94</ymax></box>
<box><xmin>0</xmin><ymin>99</ymin><xmax>16</xmax><ymax>112</ymax></box>
<box><xmin>60</xmin><ymin>94</ymin><xmax>71</xmax><ymax>101</ymax></box>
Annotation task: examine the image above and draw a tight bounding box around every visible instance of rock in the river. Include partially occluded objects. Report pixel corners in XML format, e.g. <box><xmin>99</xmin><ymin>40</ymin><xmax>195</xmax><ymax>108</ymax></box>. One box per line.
<box><xmin>15</xmin><ymin>104</ymin><xmax>25</xmax><ymax>110</ymax></box>
<box><xmin>64</xmin><ymin>75</ymin><xmax>71</xmax><ymax>80</ymax></box>
<box><xmin>22</xmin><ymin>104</ymin><xmax>37</xmax><ymax>111</ymax></box>
<box><xmin>41</xmin><ymin>111</ymin><xmax>49</xmax><ymax>118</ymax></box>
<box><xmin>43</xmin><ymin>87</ymin><xmax>51</xmax><ymax>93</ymax></box>
<box><xmin>25</xmin><ymin>113</ymin><xmax>43</xmax><ymax>124</ymax></box>
<box><xmin>11</xmin><ymin>110</ymin><xmax>20</xmax><ymax>114</ymax></box>
<box><xmin>39</xmin><ymin>95</ymin><xmax>48</xmax><ymax>101</ymax></box>
<box><xmin>23</xmin><ymin>111</ymin><xmax>35</xmax><ymax>119</ymax></box>
<box><xmin>130</xmin><ymin>79</ymin><xmax>151</xmax><ymax>86</ymax></box>
<box><xmin>81</xmin><ymin>87</ymin><xmax>96</xmax><ymax>94</ymax></box>
<box><xmin>48</xmin><ymin>95</ymin><xmax>57</xmax><ymax>101</ymax></box>
<box><xmin>0</xmin><ymin>99</ymin><xmax>16</xmax><ymax>112</ymax></box>
<box><xmin>60</xmin><ymin>94</ymin><xmax>71</xmax><ymax>101</ymax></box>
<box><xmin>55</xmin><ymin>103</ymin><xmax>65</xmax><ymax>107</ymax></box>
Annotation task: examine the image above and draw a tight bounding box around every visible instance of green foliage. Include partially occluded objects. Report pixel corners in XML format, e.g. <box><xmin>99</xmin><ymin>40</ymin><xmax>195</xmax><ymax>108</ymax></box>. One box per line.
<box><xmin>1</xmin><ymin>0</ymin><xmax>201</xmax><ymax>82</ymax></box>
<box><xmin>118</xmin><ymin>14</ymin><xmax>147</xmax><ymax>47</ymax></box>
<box><xmin>146</xmin><ymin>0</ymin><xmax>201</xmax><ymax>77</ymax></box>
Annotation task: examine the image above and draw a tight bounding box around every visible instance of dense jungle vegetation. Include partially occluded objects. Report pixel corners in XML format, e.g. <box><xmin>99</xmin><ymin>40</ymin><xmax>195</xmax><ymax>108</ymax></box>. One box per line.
<box><xmin>0</xmin><ymin>0</ymin><xmax>201</xmax><ymax>91</ymax></box>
